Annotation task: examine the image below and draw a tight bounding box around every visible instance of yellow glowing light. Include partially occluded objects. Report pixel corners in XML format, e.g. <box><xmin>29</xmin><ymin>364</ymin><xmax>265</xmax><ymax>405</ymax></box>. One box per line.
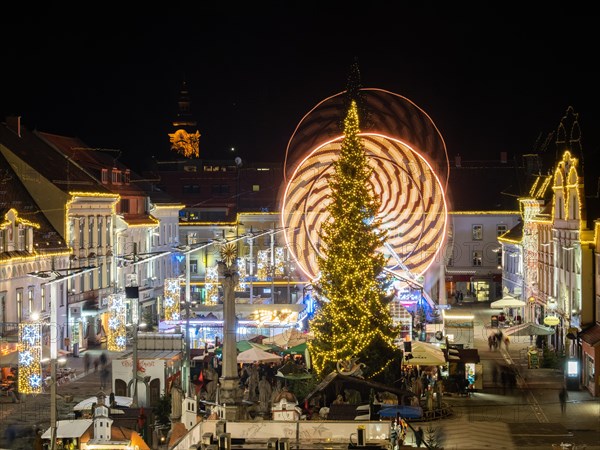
<box><xmin>107</xmin><ymin>294</ymin><xmax>127</xmax><ymax>351</ymax></box>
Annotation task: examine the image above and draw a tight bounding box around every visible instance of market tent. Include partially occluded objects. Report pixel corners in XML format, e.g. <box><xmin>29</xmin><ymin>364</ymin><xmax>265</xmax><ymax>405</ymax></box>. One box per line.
<box><xmin>237</xmin><ymin>347</ymin><xmax>282</xmax><ymax>364</ymax></box>
<box><xmin>236</xmin><ymin>340</ymin><xmax>273</xmax><ymax>352</ymax></box>
<box><xmin>73</xmin><ymin>395</ymin><xmax>133</xmax><ymax>411</ymax></box>
<box><xmin>41</xmin><ymin>419</ymin><xmax>92</xmax><ymax>439</ymax></box>
<box><xmin>503</xmin><ymin>322</ymin><xmax>555</xmax><ymax>337</ymax></box>
<box><xmin>490</xmin><ymin>296</ymin><xmax>526</xmax><ymax>309</ymax></box>
<box><xmin>404</xmin><ymin>341</ymin><xmax>446</xmax><ymax>366</ymax></box>
<box><xmin>264</xmin><ymin>329</ymin><xmax>313</xmax><ymax>348</ymax></box>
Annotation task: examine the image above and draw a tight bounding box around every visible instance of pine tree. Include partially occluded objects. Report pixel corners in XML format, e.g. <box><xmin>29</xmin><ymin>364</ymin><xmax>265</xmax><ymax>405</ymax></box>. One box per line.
<box><xmin>308</xmin><ymin>99</ymin><xmax>402</xmax><ymax>381</ymax></box>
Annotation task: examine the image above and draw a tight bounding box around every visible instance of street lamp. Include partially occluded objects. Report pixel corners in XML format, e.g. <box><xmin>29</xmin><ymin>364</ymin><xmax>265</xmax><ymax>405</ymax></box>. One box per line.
<box><xmin>28</xmin><ymin>265</ymin><xmax>96</xmax><ymax>450</ymax></box>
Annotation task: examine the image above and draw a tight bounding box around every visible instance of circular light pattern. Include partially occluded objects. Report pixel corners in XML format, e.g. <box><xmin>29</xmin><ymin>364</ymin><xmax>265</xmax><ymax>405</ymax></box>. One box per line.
<box><xmin>281</xmin><ymin>133</ymin><xmax>447</xmax><ymax>280</ymax></box>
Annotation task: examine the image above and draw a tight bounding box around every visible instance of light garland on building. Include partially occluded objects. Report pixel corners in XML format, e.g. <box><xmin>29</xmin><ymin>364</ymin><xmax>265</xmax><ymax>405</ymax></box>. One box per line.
<box><xmin>257</xmin><ymin>250</ymin><xmax>269</xmax><ymax>280</ymax></box>
<box><xmin>18</xmin><ymin>321</ymin><xmax>43</xmax><ymax>394</ymax></box>
<box><xmin>107</xmin><ymin>294</ymin><xmax>127</xmax><ymax>351</ymax></box>
<box><xmin>164</xmin><ymin>278</ymin><xmax>181</xmax><ymax>320</ymax></box>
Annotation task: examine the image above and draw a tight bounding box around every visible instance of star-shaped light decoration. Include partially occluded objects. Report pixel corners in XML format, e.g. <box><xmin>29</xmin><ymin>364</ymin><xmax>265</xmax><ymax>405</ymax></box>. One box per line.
<box><xmin>19</xmin><ymin>351</ymin><xmax>34</xmax><ymax>366</ymax></box>
<box><xmin>108</xmin><ymin>316</ymin><xmax>121</xmax><ymax>330</ymax></box>
<box><xmin>29</xmin><ymin>373</ymin><xmax>42</xmax><ymax>388</ymax></box>
<box><xmin>21</xmin><ymin>325</ymin><xmax>39</xmax><ymax>346</ymax></box>
<box><xmin>116</xmin><ymin>336</ymin><xmax>127</xmax><ymax>349</ymax></box>
<box><xmin>220</xmin><ymin>242</ymin><xmax>238</xmax><ymax>267</ymax></box>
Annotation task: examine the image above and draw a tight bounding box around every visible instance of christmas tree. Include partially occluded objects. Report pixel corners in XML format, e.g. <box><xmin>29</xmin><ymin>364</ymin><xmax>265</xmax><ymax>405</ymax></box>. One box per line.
<box><xmin>308</xmin><ymin>97</ymin><xmax>401</xmax><ymax>382</ymax></box>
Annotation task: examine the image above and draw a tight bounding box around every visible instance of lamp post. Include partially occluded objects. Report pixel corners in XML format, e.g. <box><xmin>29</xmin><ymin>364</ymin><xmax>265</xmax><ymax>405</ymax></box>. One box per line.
<box><xmin>28</xmin><ymin>265</ymin><xmax>96</xmax><ymax>450</ymax></box>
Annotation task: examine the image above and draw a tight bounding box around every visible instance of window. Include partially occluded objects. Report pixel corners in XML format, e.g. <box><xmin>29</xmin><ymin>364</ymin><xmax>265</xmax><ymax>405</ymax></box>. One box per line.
<box><xmin>124</xmin><ymin>170</ymin><xmax>130</xmax><ymax>184</ymax></box>
<box><xmin>111</xmin><ymin>168</ymin><xmax>121</xmax><ymax>184</ymax></box>
<box><xmin>105</xmin><ymin>217</ymin><xmax>112</xmax><ymax>246</ymax></box>
<box><xmin>79</xmin><ymin>220</ymin><xmax>85</xmax><ymax>249</ymax></box>
<box><xmin>497</xmin><ymin>224</ymin><xmax>507</xmax><ymax>237</ymax></box>
<box><xmin>0</xmin><ymin>230</ymin><xmax>3</xmax><ymax>252</ymax></box>
<box><xmin>88</xmin><ymin>216</ymin><xmax>95</xmax><ymax>248</ymax></box>
<box><xmin>183</xmin><ymin>185</ymin><xmax>200</xmax><ymax>193</ymax></box>
<box><xmin>97</xmin><ymin>216</ymin><xmax>103</xmax><ymax>247</ymax></box>
<box><xmin>211</xmin><ymin>184</ymin><xmax>230</xmax><ymax>195</ymax></box>
<box><xmin>41</xmin><ymin>287</ymin><xmax>46</xmax><ymax>312</ymax></box>
<box><xmin>252</xmin><ymin>184</ymin><xmax>260</xmax><ymax>192</ymax></box>
<box><xmin>17</xmin><ymin>225</ymin><xmax>25</xmax><ymax>250</ymax></box>
<box><xmin>497</xmin><ymin>249</ymin><xmax>502</xmax><ymax>267</ymax></box>
<box><xmin>101</xmin><ymin>169</ymin><xmax>108</xmax><ymax>184</ymax></box>
<box><xmin>472</xmin><ymin>251</ymin><xmax>482</xmax><ymax>266</ymax></box>
<box><xmin>16</xmin><ymin>289</ymin><xmax>23</xmax><ymax>322</ymax></box>
<box><xmin>190</xmin><ymin>260</ymin><xmax>198</xmax><ymax>273</ymax></box>
<box><xmin>120</xmin><ymin>198</ymin><xmax>130</xmax><ymax>214</ymax></box>
<box><xmin>472</xmin><ymin>225</ymin><xmax>483</xmax><ymax>240</ymax></box>
<box><xmin>28</xmin><ymin>288</ymin><xmax>34</xmax><ymax>315</ymax></box>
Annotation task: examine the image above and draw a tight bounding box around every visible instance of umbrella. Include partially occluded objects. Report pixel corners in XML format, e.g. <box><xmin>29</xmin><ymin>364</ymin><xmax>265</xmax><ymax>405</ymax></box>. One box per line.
<box><xmin>490</xmin><ymin>296</ymin><xmax>526</xmax><ymax>308</ymax></box>
<box><xmin>237</xmin><ymin>347</ymin><xmax>282</xmax><ymax>364</ymax></box>
<box><xmin>404</xmin><ymin>341</ymin><xmax>447</xmax><ymax>366</ymax></box>
<box><xmin>378</xmin><ymin>405</ymin><xmax>423</xmax><ymax>419</ymax></box>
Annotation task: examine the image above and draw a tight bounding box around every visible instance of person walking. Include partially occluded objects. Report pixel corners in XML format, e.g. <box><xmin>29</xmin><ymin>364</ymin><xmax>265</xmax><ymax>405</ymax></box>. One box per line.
<box><xmin>83</xmin><ymin>352</ymin><xmax>91</xmax><ymax>374</ymax></box>
<box><xmin>414</xmin><ymin>426</ymin><xmax>424</xmax><ymax>447</ymax></box>
<box><xmin>559</xmin><ymin>386</ymin><xmax>568</xmax><ymax>414</ymax></box>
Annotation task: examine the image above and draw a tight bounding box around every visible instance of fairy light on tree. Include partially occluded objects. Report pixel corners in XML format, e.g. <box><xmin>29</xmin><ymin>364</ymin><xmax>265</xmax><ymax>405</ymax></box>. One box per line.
<box><xmin>308</xmin><ymin>97</ymin><xmax>402</xmax><ymax>381</ymax></box>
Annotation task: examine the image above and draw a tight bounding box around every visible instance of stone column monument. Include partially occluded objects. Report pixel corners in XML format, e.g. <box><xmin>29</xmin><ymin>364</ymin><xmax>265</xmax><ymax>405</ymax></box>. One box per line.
<box><xmin>217</xmin><ymin>242</ymin><xmax>243</xmax><ymax>420</ymax></box>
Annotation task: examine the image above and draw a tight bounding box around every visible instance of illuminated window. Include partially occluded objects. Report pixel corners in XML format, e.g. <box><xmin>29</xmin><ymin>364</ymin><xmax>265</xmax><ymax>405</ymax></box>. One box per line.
<box><xmin>472</xmin><ymin>251</ymin><xmax>482</xmax><ymax>266</ymax></box>
<box><xmin>28</xmin><ymin>288</ymin><xmax>34</xmax><ymax>314</ymax></box>
<box><xmin>16</xmin><ymin>289</ymin><xmax>23</xmax><ymax>322</ymax></box>
<box><xmin>41</xmin><ymin>287</ymin><xmax>46</xmax><ymax>312</ymax></box>
<box><xmin>253</xmin><ymin>185</ymin><xmax>260</xmax><ymax>192</ymax></box>
<box><xmin>111</xmin><ymin>168</ymin><xmax>121</xmax><ymax>184</ymax></box>
<box><xmin>472</xmin><ymin>225</ymin><xmax>483</xmax><ymax>240</ymax></box>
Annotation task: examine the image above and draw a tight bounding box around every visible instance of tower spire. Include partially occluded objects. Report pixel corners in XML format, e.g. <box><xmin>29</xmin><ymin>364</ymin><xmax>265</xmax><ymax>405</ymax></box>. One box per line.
<box><xmin>169</xmin><ymin>77</ymin><xmax>201</xmax><ymax>158</ymax></box>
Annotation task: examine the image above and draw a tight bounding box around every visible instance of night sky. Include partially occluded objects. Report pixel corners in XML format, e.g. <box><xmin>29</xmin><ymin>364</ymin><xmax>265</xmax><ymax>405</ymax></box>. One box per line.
<box><xmin>2</xmin><ymin>11</ymin><xmax>598</xmax><ymax>172</ymax></box>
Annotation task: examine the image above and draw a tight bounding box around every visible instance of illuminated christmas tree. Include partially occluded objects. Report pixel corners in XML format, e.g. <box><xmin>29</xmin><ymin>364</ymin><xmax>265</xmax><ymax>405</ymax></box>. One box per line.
<box><xmin>308</xmin><ymin>98</ymin><xmax>401</xmax><ymax>381</ymax></box>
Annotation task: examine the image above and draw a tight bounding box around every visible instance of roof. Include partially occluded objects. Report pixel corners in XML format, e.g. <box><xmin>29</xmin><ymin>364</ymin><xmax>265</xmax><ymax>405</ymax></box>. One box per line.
<box><xmin>41</xmin><ymin>419</ymin><xmax>92</xmax><ymax>439</ymax></box>
<box><xmin>579</xmin><ymin>322</ymin><xmax>600</xmax><ymax>346</ymax></box>
<box><xmin>0</xmin><ymin>118</ymin><xmax>111</xmax><ymax>195</ymax></box>
<box><xmin>0</xmin><ymin>151</ymin><xmax>68</xmax><ymax>255</ymax></box>
<box><xmin>498</xmin><ymin>220</ymin><xmax>524</xmax><ymax>244</ymax></box>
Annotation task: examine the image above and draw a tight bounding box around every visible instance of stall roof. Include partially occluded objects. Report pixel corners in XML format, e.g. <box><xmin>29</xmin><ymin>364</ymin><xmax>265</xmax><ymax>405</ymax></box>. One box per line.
<box><xmin>41</xmin><ymin>419</ymin><xmax>92</xmax><ymax>439</ymax></box>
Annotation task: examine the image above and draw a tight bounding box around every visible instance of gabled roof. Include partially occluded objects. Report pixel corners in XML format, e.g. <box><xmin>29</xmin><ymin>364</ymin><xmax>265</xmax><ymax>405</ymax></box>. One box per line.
<box><xmin>0</xmin><ymin>151</ymin><xmax>67</xmax><ymax>255</ymax></box>
<box><xmin>498</xmin><ymin>220</ymin><xmax>523</xmax><ymax>244</ymax></box>
<box><xmin>0</xmin><ymin>118</ymin><xmax>110</xmax><ymax>195</ymax></box>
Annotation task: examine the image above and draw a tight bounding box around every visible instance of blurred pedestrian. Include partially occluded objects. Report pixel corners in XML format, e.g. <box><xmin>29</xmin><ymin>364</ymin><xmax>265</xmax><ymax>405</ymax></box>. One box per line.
<box><xmin>100</xmin><ymin>366</ymin><xmax>110</xmax><ymax>391</ymax></box>
<box><xmin>94</xmin><ymin>358</ymin><xmax>100</xmax><ymax>372</ymax></box>
<box><xmin>83</xmin><ymin>353</ymin><xmax>91</xmax><ymax>374</ymax></box>
<box><xmin>559</xmin><ymin>387</ymin><xmax>568</xmax><ymax>414</ymax></box>
<box><xmin>414</xmin><ymin>426</ymin><xmax>424</xmax><ymax>447</ymax></box>
<box><xmin>504</xmin><ymin>336</ymin><xmax>510</xmax><ymax>351</ymax></box>
<box><xmin>100</xmin><ymin>351</ymin><xmax>108</xmax><ymax>368</ymax></box>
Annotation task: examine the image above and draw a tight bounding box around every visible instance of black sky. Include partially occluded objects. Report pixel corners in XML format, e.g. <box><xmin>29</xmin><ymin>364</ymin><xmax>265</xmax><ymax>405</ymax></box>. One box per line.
<box><xmin>2</xmin><ymin>11</ymin><xmax>598</xmax><ymax>172</ymax></box>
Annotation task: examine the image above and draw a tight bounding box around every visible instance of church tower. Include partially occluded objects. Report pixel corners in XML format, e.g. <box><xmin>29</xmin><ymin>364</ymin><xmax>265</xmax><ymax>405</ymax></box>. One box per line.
<box><xmin>92</xmin><ymin>391</ymin><xmax>113</xmax><ymax>442</ymax></box>
<box><xmin>169</xmin><ymin>78</ymin><xmax>201</xmax><ymax>158</ymax></box>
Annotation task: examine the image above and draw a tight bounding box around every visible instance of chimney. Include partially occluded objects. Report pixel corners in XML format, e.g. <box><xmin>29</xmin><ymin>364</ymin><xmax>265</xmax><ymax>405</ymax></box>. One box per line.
<box><xmin>500</xmin><ymin>151</ymin><xmax>507</xmax><ymax>164</ymax></box>
<box><xmin>455</xmin><ymin>154</ymin><xmax>462</xmax><ymax>168</ymax></box>
<box><xmin>6</xmin><ymin>116</ymin><xmax>21</xmax><ymax>137</ymax></box>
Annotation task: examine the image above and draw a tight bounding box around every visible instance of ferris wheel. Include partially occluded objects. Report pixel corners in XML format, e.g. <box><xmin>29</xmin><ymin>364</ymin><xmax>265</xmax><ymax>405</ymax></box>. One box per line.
<box><xmin>280</xmin><ymin>89</ymin><xmax>449</xmax><ymax>282</ymax></box>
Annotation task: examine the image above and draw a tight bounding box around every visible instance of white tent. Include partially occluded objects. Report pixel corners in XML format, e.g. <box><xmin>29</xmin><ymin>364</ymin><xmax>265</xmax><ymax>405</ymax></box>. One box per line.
<box><xmin>490</xmin><ymin>295</ymin><xmax>526</xmax><ymax>309</ymax></box>
<box><xmin>237</xmin><ymin>347</ymin><xmax>282</xmax><ymax>364</ymax></box>
<box><xmin>404</xmin><ymin>341</ymin><xmax>447</xmax><ymax>366</ymax></box>
<box><xmin>73</xmin><ymin>395</ymin><xmax>133</xmax><ymax>411</ymax></box>
<box><xmin>41</xmin><ymin>419</ymin><xmax>92</xmax><ymax>439</ymax></box>
<box><xmin>264</xmin><ymin>329</ymin><xmax>313</xmax><ymax>348</ymax></box>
